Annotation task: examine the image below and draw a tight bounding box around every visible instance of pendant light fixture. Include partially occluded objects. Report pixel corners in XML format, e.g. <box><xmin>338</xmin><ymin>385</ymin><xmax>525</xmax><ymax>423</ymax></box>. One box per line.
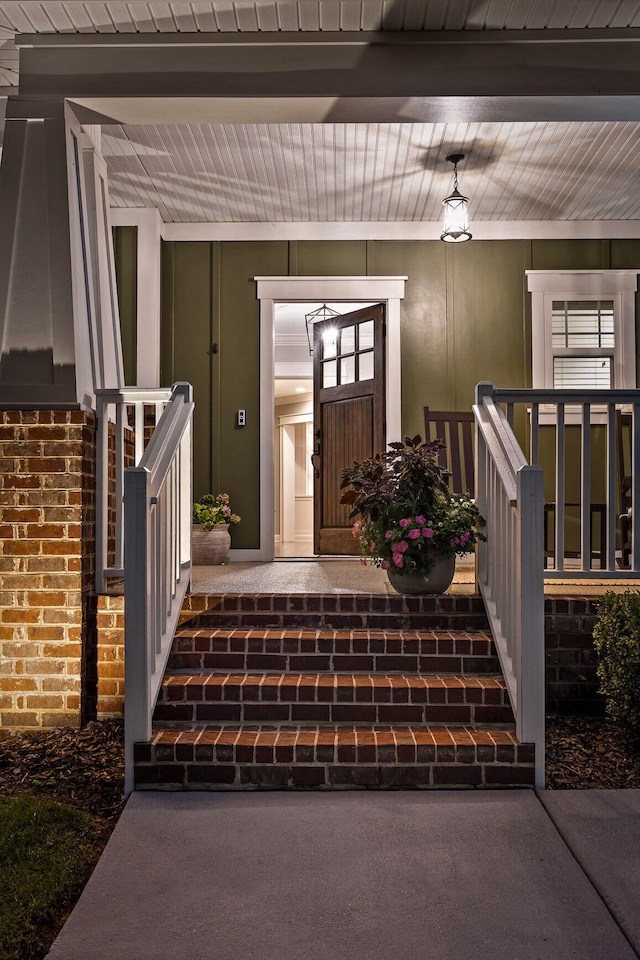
<box><xmin>304</xmin><ymin>303</ymin><xmax>341</xmax><ymax>354</ymax></box>
<box><xmin>441</xmin><ymin>153</ymin><xmax>472</xmax><ymax>243</ymax></box>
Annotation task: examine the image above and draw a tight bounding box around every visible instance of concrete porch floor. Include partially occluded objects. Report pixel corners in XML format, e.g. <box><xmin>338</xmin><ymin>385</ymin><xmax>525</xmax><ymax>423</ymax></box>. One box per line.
<box><xmin>191</xmin><ymin>557</ymin><xmax>640</xmax><ymax>596</ymax></box>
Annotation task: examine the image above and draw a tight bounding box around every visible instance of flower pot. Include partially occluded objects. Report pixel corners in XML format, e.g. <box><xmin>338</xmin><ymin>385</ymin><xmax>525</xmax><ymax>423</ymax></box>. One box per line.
<box><xmin>191</xmin><ymin>523</ymin><xmax>231</xmax><ymax>565</ymax></box>
<box><xmin>387</xmin><ymin>554</ymin><xmax>456</xmax><ymax>595</ymax></box>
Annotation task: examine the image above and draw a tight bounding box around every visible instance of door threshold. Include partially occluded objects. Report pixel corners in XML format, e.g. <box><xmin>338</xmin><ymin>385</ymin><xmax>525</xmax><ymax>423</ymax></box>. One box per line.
<box><xmin>273</xmin><ymin>555</ymin><xmax>363</xmax><ymax>562</ymax></box>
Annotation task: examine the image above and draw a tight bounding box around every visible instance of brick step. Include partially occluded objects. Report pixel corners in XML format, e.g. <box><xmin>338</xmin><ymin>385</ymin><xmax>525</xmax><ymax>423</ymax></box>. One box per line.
<box><xmin>153</xmin><ymin>672</ymin><xmax>514</xmax><ymax>727</ymax></box>
<box><xmin>134</xmin><ymin>724</ymin><xmax>535</xmax><ymax>789</ymax></box>
<box><xmin>169</xmin><ymin>627</ymin><xmax>500</xmax><ymax>675</ymax></box>
<box><xmin>179</xmin><ymin>593</ymin><xmax>489</xmax><ymax>632</ymax></box>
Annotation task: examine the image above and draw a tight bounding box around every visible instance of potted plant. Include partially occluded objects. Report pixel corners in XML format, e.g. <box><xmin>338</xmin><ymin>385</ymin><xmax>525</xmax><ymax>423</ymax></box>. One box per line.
<box><xmin>192</xmin><ymin>493</ymin><xmax>241</xmax><ymax>565</ymax></box>
<box><xmin>340</xmin><ymin>435</ymin><xmax>484</xmax><ymax>594</ymax></box>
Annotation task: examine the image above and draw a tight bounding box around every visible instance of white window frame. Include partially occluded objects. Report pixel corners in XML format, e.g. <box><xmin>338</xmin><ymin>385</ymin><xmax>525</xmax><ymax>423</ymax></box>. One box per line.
<box><xmin>527</xmin><ymin>270</ymin><xmax>638</xmax><ymax>392</ymax></box>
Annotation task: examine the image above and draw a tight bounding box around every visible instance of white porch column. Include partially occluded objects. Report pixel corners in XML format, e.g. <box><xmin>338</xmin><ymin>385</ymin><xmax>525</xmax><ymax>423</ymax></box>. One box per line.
<box><xmin>110</xmin><ymin>207</ymin><xmax>162</xmax><ymax>388</ymax></box>
<box><xmin>0</xmin><ymin>96</ymin><xmax>123</xmax><ymax>407</ymax></box>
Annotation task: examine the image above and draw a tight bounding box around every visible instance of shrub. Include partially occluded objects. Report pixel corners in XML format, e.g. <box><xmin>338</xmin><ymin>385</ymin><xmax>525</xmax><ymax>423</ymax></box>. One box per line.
<box><xmin>592</xmin><ymin>591</ymin><xmax>640</xmax><ymax>748</ymax></box>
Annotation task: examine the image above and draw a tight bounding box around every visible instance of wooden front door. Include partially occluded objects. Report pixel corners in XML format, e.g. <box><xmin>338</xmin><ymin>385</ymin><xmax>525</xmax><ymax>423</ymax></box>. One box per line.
<box><xmin>313</xmin><ymin>304</ymin><xmax>386</xmax><ymax>555</ymax></box>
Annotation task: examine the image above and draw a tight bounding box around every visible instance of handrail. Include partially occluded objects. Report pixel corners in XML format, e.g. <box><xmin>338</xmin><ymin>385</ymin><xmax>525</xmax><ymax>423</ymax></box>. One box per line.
<box><xmin>123</xmin><ymin>382</ymin><xmax>193</xmax><ymax>794</ymax></box>
<box><xmin>474</xmin><ymin>382</ymin><xmax>545</xmax><ymax>789</ymax></box>
<box><xmin>493</xmin><ymin>387</ymin><xmax>640</xmax><ymax>576</ymax></box>
<box><xmin>95</xmin><ymin>386</ymin><xmax>173</xmax><ymax>593</ymax></box>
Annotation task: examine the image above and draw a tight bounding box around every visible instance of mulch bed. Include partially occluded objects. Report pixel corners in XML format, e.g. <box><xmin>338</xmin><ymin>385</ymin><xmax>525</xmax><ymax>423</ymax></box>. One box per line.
<box><xmin>545</xmin><ymin>714</ymin><xmax>640</xmax><ymax>789</ymax></box>
<box><xmin>0</xmin><ymin>719</ymin><xmax>126</xmax><ymax>825</ymax></box>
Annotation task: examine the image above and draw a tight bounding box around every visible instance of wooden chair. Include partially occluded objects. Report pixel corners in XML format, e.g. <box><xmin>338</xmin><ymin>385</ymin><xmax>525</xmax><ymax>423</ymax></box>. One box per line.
<box><xmin>422</xmin><ymin>408</ymin><xmax>475</xmax><ymax>496</ymax></box>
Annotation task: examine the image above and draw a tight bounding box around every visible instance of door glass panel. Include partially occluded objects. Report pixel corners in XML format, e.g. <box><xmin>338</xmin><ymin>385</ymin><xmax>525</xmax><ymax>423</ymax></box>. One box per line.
<box><xmin>340</xmin><ymin>356</ymin><xmax>356</xmax><ymax>384</ymax></box>
<box><xmin>322</xmin><ymin>328</ymin><xmax>337</xmax><ymax>359</ymax></box>
<box><xmin>358</xmin><ymin>350</ymin><xmax>374</xmax><ymax>381</ymax></box>
<box><xmin>341</xmin><ymin>325</ymin><xmax>355</xmax><ymax>355</ymax></box>
<box><xmin>359</xmin><ymin>320</ymin><xmax>374</xmax><ymax>351</ymax></box>
<box><xmin>322</xmin><ymin>359</ymin><xmax>337</xmax><ymax>387</ymax></box>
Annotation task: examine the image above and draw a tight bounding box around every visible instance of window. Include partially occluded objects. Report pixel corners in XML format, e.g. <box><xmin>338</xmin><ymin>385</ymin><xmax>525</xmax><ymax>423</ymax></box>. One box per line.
<box><xmin>527</xmin><ymin>271</ymin><xmax>638</xmax><ymax>392</ymax></box>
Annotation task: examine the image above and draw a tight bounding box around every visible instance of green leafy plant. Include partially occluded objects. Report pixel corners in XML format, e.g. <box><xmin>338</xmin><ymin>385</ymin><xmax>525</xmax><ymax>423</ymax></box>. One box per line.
<box><xmin>593</xmin><ymin>590</ymin><xmax>640</xmax><ymax>748</ymax></box>
<box><xmin>193</xmin><ymin>493</ymin><xmax>241</xmax><ymax>532</ymax></box>
<box><xmin>340</xmin><ymin>435</ymin><xmax>484</xmax><ymax>575</ymax></box>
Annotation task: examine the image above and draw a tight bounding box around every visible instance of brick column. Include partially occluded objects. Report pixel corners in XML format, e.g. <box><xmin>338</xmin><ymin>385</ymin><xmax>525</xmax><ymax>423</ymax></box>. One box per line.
<box><xmin>97</xmin><ymin>594</ymin><xmax>125</xmax><ymax>718</ymax></box>
<box><xmin>0</xmin><ymin>409</ymin><xmax>96</xmax><ymax>729</ymax></box>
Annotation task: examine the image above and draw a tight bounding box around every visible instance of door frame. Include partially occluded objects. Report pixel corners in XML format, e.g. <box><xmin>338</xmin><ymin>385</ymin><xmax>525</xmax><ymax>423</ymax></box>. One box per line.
<box><xmin>250</xmin><ymin>275</ymin><xmax>406</xmax><ymax>562</ymax></box>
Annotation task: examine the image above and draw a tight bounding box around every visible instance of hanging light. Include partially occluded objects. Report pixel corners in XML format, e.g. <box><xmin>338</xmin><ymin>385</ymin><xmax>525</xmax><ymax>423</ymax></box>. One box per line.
<box><xmin>441</xmin><ymin>153</ymin><xmax>472</xmax><ymax>243</ymax></box>
<box><xmin>304</xmin><ymin>303</ymin><xmax>341</xmax><ymax>355</ymax></box>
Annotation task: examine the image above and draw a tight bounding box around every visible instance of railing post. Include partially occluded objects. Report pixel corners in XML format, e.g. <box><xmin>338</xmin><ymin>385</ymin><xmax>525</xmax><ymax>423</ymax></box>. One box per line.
<box><xmin>95</xmin><ymin>394</ymin><xmax>109</xmax><ymax>594</ymax></box>
<box><xmin>517</xmin><ymin>464</ymin><xmax>545</xmax><ymax>790</ymax></box>
<box><xmin>474</xmin><ymin>382</ymin><xmax>495</xmax><ymax>590</ymax></box>
<box><xmin>124</xmin><ymin>465</ymin><xmax>151</xmax><ymax>796</ymax></box>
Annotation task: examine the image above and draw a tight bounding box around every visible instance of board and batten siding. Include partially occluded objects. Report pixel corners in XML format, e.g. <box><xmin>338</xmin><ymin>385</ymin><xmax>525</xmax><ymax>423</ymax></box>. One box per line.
<box><xmin>110</xmin><ymin>237</ymin><xmax>640</xmax><ymax>550</ymax></box>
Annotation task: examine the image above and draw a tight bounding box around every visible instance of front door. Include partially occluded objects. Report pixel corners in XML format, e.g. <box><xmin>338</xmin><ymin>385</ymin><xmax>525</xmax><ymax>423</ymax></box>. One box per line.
<box><xmin>313</xmin><ymin>304</ymin><xmax>386</xmax><ymax>555</ymax></box>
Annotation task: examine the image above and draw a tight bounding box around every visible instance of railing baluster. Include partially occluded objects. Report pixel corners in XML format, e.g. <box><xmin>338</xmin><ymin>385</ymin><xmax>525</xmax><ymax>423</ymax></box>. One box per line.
<box><xmin>95</xmin><ymin>395</ymin><xmax>110</xmax><ymax>593</ymax></box>
<box><xmin>606</xmin><ymin>403</ymin><xmax>617</xmax><ymax>572</ymax></box>
<box><xmin>581</xmin><ymin>403</ymin><xmax>591</xmax><ymax>572</ymax></box>
<box><xmin>555</xmin><ymin>403</ymin><xmax>565</xmax><ymax>572</ymax></box>
<box><xmin>633</xmin><ymin>404</ymin><xmax>640</xmax><ymax>572</ymax></box>
<box><xmin>530</xmin><ymin>403</ymin><xmax>539</xmax><ymax>466</ymax></box>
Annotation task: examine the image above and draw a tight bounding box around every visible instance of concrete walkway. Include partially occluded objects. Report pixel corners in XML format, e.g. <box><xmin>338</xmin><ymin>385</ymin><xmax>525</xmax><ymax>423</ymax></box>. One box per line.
<box><xmin>47</xmin><ymin>790</ymin><xmax>640</xmax><ymax>960</ymax></box>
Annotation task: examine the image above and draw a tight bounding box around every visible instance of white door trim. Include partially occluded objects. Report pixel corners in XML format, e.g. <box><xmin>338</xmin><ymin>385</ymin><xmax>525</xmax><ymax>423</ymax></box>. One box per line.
<box><xmin>247</xmin><ymin>275</ymin><xmax>406</xmax><ymax>561</ymax></box>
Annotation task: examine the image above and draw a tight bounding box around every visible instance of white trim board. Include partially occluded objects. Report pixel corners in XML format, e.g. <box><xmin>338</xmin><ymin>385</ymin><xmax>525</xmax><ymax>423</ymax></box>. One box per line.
<box><xmin>255</xmin><ymin>275</ymin><xmax>406</xmax><ymax>562</ymax></box>
<box><xmin>112</xmin><ymin>216</ymin><xmax>640</xmax><ymax>242</ymax></box>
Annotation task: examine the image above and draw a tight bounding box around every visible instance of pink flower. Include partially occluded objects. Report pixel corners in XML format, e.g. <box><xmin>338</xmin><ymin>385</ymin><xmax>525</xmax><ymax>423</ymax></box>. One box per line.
<box><xmin>415</xmin><ymin>515</ymin><xmax>426</xmax><ymax>525</ymax></box>
<box><xmin>385</xmin><ymin>530</ymin><xmax>393</xmax><ymax>539</ymax></box>
<box><xmin>408</xmin><ymin>529</ymin><xmax>421</xmax><ymax>540</ymax></box>
<box><xmin>422</xmin><ymin>527</ymin><xmax>434</xmax><ymax>539</ymax></box>
<box><xmin>352</xmin><ymin>520</ymin><xmax>362</xmax><ymax>537</ymax></box>
<box><xmin>396</xmin><ymin>540</ymin><xmax>409</xmax><ymax>553</ymax></box>
<box><xmin>392</xmin><ymin>553</ymin><xmax>404</xmax><ymax>568</ymax></box>
<box><xmin>399</xmin><ymin>518</ymin><xmax>411</xmax><ymax>528</ymax></box>
<box><xmin>460</xmin><ymin>531</ymin><xmax>471</xmax><ymax>545</ymax></box>
<box><xmin>369</xmin><ymin>542</ymin><xmax>376</xmax><ymax>553</ymax></box>
<box><xmin>381</xmin><ymin>560</ymin><xmax>390</xmax><ymax>570</ymax></box>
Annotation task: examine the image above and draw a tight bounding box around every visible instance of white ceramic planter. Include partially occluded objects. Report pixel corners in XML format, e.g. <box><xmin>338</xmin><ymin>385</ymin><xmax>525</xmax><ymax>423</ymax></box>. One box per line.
<box><xmin>191</xmin><ymin>523</ymin><xmax>231</xmax><ymax>565</ymax></box>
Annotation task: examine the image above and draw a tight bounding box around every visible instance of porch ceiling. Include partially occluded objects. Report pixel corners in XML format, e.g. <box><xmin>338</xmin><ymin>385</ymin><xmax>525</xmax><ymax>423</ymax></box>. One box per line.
<box><xmin>101</xmin><ymin>119</ymin><xmax>640</xmax><ymax>225</ymax></box>
<box><xmin>1</xmin><ymin>2</ymin><xmax>640</xmax><ymax>228</ymax></box>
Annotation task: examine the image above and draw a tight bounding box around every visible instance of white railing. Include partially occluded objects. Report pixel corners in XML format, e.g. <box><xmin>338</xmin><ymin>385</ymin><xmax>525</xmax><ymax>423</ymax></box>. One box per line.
<box><xmin>490</xmin><ymin>387</ymin><xmax>640</xmax><ymax>577</ymax></box>
<box><xmin>123</xmin><ymin>383</ymin><xmax>194</xmax><ymax>794</ymax></box>
<box><xmin>95</xmin><ymin>386</ymin><xmax>173</xmax><ymax>593</ymax></box>
<box><xmin>474</xmin><ymin>383</ymin><xmax>546</xmax><ymax>789</ymax></box>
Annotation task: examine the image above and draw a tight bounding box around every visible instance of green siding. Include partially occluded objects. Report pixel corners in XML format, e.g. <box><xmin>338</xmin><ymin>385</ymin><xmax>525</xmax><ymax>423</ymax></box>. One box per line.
<box><xmin>113</xmin><ymin>226</ymin><xmax>137</xmax><ymax>386</ymax></box>
<box><xmin>160</xmin><ymin>241</ymin><xmax>214</xmax><ymax>502</ymax></box>
<box><xmin>369</xmin><ymin>241</ymin><xmax>446</xmax><ymax>438</ymax></box>
<box><xmin>142</xmin><ymin>236</ymin><xmax>640</xmax><ymax>550</ymax></box>
<box><xmin>531</xmin><ymin>239</ymin><xmax>611</xmax><ymax>271</ymax></box>
<box><xmin>295</xmin><ymin>240</ymin><xmax>367</xmax><ymax>276</ymax></box>
<box><xmin>217</xmin><ymin>241</ymin><xmax>288</xmax><ymax>548</ymax></box>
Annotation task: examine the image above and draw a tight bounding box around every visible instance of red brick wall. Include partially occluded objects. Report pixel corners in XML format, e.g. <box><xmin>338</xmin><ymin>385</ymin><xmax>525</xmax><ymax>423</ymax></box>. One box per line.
<box><xmin>0</xmin><ymin>410</ymin><xmax>96</xmax><ymax>729</ymax></box>
<box><xmin>97</xmin><ymin>594</ymin><xmax>124</xmax><ymax>717</ymax></box>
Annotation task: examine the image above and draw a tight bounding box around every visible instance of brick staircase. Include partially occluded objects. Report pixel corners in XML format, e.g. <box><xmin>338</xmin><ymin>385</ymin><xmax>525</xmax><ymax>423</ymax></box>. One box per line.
<box><xmin>133</xmin><ymin>592</ymin><xmax>536</xmax><ymax>789</ymax></box>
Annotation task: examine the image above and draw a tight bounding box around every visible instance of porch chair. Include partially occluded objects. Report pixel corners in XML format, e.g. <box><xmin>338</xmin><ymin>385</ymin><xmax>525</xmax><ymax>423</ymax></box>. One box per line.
<box><xmin>422</xmin><ymin>408</ymin><xmax>475</xmax><ymax>496</ymax></box>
